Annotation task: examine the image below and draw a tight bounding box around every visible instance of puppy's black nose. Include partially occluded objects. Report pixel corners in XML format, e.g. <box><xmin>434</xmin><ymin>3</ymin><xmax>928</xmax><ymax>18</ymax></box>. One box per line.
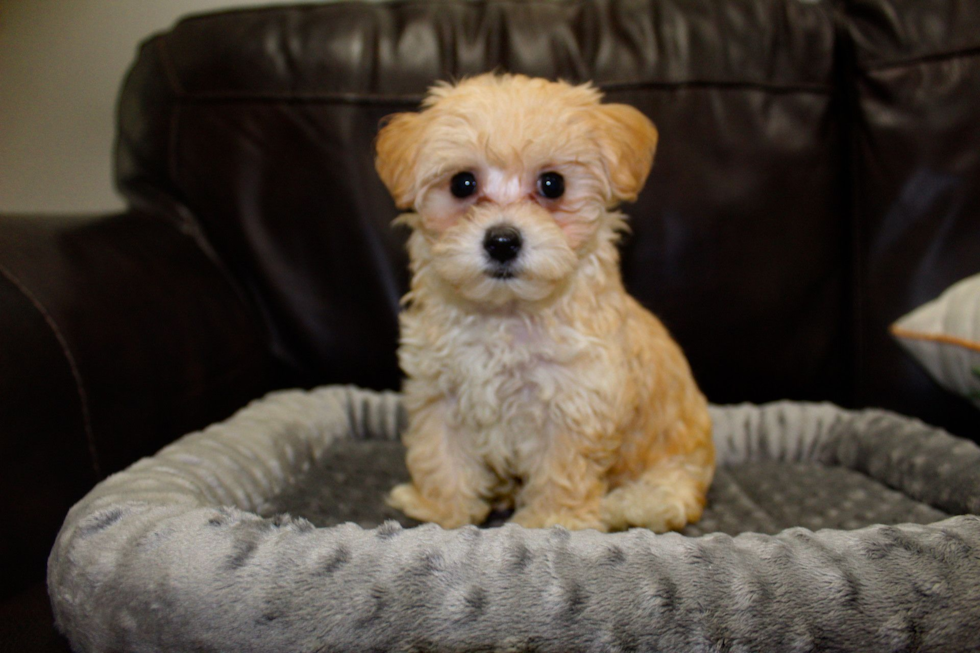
<box><xmin>483</xmin><ymin>225</ymin><xmax>522</xmax><ymax>264</ymax></box>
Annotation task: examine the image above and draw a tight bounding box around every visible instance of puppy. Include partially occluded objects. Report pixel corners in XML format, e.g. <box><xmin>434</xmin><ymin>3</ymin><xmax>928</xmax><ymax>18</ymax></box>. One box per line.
<box><xmin>375</xmin><ymin>73</ymin><xmax>713</xmax><ymax>532</ymax></box>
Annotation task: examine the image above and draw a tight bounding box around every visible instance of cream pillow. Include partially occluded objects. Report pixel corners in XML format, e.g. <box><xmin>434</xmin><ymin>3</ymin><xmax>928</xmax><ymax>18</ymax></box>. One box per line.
<box><xmin>891</xmin><ymin>272</ymin><xmax>980</xmax><ymax>409</ymax></box>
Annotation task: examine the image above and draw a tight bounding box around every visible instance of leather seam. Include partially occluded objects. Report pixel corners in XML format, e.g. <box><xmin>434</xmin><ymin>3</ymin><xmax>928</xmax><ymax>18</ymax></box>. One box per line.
<box><xmin>830</xmin><ymin>1</ymin><xmax>866</xmax><ymax>408</ymax></box>
<box><xmin>156</xmin><ymin>35</ymin><xmax>187</xmax><ymax>223</ymax></box>
<box><xmin>168</xmin><ymin>103</ymin><xmax>182</xmax><ymax>189</ymax></box>
<box><xmin>160</xmin><ymin>78</ymin><xmax>831</xmax><ymax>106</ymax></box>
<box><xmin>0</xmin><ymin>262</ymin><xmax>102</xmax><ymax>478</ymax></box>
<box><xmin>155</xmin><ymin>36</ymin><xmax>186</xmax><ymax>97</ymax></box>
<box><xmin>175</xmin><ymin>0</ymin><xmax>588</xmax><ymax>24</ymax></box>
<box><xmin>861</xmin><ymin>44</ymin><xmax>980</xmax><ymax>73</ymax></box>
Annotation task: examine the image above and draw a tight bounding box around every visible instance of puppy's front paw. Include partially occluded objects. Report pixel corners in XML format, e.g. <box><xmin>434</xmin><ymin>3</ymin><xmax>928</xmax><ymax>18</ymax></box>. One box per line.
<box><xmin>387</xmin><ymin>483</ymin><xmax>488</xmax><ymax>529</ymax></box>
<box><xmin>387</xmin><ymin>483</ymin><xmax>441</xmax><ymax>523</ymax></box>
<box><xmin>600</xmin><ymin>482</ymin><xmax>705</xmax><ymax>533</ymax></box>
<box><xmin>510</xmin><ymin>507</ymin><xmax>607</xmax><ymax>532</ymax></box>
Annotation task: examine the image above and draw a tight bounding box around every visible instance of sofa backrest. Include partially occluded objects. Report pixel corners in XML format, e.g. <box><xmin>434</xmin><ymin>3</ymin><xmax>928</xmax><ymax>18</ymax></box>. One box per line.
<box><xmin>114</xmin><ymin>0</ymin><xmax>980</xmax><ymax>436</ymax></box>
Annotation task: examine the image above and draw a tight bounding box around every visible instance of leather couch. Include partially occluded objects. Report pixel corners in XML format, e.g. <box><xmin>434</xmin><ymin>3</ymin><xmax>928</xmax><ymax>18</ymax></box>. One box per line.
<box><xmin>2</xmin><ymin>0</ymin><xmax>978</xmax><ymax>649</ymax></box>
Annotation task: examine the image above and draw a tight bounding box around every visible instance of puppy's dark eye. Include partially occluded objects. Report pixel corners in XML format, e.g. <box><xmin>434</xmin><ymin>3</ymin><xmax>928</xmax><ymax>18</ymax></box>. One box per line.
<box><xmin>538</xmin><ymin>172</ymin><xmax>564</xmax><ymax>199</ymax></box>
<box><xmin>450</xmin><ymin>172</ymin><xmax>478</xmax><ymax>199</ymax></box>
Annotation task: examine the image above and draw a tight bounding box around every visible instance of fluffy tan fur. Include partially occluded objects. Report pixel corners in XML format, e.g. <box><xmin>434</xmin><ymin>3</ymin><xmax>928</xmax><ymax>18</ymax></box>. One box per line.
<box><xmin>375</xmin><ymin>73</ymin><xmax>713</xmax><ymax>532</ymax></box>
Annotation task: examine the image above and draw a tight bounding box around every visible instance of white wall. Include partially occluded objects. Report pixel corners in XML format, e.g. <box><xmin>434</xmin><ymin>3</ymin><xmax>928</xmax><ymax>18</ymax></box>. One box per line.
<box><xmin>0</xmin><ymin>1</ymin><xmax>309</xmax><ymax>215</ymax></box>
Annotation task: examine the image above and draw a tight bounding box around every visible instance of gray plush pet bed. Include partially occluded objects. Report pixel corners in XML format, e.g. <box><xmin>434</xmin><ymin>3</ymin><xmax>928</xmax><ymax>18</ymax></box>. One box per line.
<box><xmin>49</xmin><ymin>386</ymin><xmax>980</xmax><ymax>652</ymax></box>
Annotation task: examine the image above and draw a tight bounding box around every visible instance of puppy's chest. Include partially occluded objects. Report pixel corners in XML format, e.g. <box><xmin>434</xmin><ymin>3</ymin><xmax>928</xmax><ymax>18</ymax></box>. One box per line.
<box><xmin>406</xmin><ymin>315</ymin><xmax>609</xmax><ymax>429</ymax></box>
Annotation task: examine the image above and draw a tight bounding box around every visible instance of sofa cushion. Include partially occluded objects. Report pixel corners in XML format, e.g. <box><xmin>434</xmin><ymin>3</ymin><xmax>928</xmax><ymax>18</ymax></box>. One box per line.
<box><xmin>892</xmin><ymin>272</ymin><xmax>980</xmax><ymax>410</ymax></box>
<box><xmin>115</xmin><ymin>0</ymin><xmax>847</xmax><ymax>408</ymax></box>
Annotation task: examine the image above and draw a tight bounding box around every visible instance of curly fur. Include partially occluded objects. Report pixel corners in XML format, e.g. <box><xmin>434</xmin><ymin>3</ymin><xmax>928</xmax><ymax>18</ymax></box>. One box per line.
<box><xmin>375</xmin><ymin>73</ymin><xmax>714</xmax><ymax>531</ymax></box>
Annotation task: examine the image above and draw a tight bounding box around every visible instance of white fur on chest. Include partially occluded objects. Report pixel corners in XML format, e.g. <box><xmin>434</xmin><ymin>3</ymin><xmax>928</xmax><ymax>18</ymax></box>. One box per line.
<box><xmin>400</xmin><ymin>307</ymin><xmax>623</xmax><ymax>479</ymax></box>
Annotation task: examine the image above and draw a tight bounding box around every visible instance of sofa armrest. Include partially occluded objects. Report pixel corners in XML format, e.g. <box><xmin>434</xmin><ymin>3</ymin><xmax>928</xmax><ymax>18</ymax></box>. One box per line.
<box><xmin>0</xmin><ymin>211</ymin><xmax>270</xmax><ymax>597</ymax></box>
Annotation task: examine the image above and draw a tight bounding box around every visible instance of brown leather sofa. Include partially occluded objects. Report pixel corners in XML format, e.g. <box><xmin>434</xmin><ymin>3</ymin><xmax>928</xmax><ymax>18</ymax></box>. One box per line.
<box><xmin>2</xmin><ymin>0</ymin><xmax>978</xmax><ymax>649</ymax></box>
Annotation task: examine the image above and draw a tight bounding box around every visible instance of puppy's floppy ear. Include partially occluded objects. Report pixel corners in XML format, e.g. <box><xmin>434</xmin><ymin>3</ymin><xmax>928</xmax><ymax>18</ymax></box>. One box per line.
<box><xmin>375</xmin><ymin>112</ymin><xmax>425</xmax><ymax>210</ymax></box>
<box><xmin>591</xmin><ymin>103</ymin><xmax>659</xmax><ymax>203</ymax></box>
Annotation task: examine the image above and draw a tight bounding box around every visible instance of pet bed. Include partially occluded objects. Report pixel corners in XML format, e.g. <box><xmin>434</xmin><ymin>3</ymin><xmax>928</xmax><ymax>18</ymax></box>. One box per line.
<box><xmin>49</xmin><ymin>385</ymin><xmax>980</xmax><ymax>652</ymax></box>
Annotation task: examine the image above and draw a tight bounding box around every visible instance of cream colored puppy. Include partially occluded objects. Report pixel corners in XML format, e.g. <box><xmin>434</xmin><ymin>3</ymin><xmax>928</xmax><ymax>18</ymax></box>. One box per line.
<box><xmin>375</xmin><ymin>73</ymin><xmax>713</xmax><ymax>532</ymax></box>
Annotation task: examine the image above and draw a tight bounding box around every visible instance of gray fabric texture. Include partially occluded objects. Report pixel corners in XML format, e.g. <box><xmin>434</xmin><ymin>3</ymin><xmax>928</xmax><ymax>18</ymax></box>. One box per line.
<box><xmin>264</xmin><ymin>443</ymin><xmax>950</xmax><ymax>536</ymax></box>
<box><xmin>48</xmin><ymin>386</ymin><xmax>980</xmax><ymax>652</ymax></box>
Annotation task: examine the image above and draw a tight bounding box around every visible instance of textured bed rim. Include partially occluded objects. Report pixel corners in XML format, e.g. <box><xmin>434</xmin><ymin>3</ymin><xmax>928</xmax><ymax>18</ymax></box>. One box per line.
<box><xmin>49</xmin><ymin>386</ymin><xmax>980</xmax><ymax>652</ymax></box>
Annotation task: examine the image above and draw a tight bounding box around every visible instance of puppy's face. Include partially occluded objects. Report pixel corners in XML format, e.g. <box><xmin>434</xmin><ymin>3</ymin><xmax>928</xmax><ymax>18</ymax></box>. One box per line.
<box><xmin>376</xmin><ymin>74</ymin><xmax>658</xmax><ymax>307</ymax></box>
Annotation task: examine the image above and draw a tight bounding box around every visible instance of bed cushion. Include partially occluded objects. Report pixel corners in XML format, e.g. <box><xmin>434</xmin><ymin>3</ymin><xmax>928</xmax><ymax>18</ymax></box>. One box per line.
<box><xmin>48</xmin><ymin>386</ymin><xmax>980</xmax><ymax>652</ymax></box>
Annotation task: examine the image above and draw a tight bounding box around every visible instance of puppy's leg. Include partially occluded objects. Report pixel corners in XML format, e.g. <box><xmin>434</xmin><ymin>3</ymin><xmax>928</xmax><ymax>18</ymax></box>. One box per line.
<box><xmin>600</xmin><ymin>453</ymin><xmax>712</xmax><ymax>533</ymax></box>
<box><xmin>510</xmin><ymin>437</ymin><xmax>611</xmax><ymax>532</ymax></box>
<box><xmin>388</xmin><ymin>400</ymin><xmax>494</xmax><ymax>529</ymax></box>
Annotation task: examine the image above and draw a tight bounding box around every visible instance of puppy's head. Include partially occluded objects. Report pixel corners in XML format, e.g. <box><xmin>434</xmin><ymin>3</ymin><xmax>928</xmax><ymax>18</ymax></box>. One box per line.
<box><xmin>375</xmin><ymin>73</ymin><xmax>658</xmax><ymax>307</ymax></box>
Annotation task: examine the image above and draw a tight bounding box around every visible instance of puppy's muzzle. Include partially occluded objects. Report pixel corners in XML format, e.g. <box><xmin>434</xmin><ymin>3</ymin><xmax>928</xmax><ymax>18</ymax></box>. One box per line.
<box><xmin>483</xmin><ymin>224</ymin><xmax>522</xmax><ymax>279</ymax></box>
